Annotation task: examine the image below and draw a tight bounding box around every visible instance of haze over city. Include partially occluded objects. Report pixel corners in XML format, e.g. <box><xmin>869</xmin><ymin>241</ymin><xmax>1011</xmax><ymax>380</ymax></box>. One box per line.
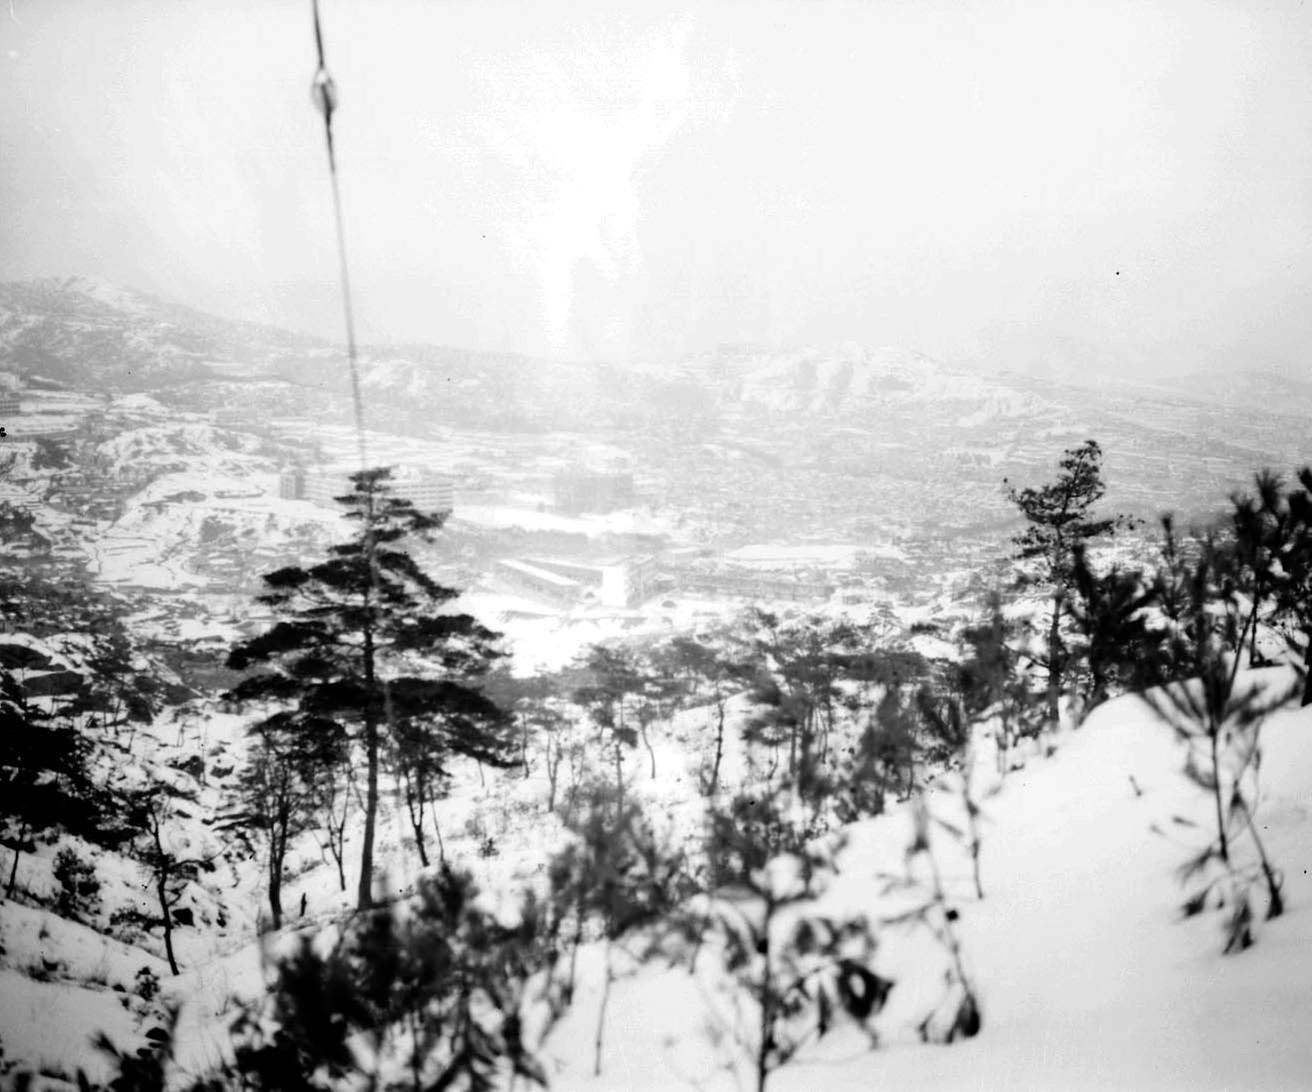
<box><xmin>4</xmin><ymin>0</ymin><xmax>1312</xmax><ymax>378</ymax></box>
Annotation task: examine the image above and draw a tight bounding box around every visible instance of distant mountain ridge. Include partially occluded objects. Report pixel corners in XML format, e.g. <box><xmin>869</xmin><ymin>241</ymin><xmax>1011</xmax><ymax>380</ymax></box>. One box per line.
<box><xmin>0</xmin><ymin>277</ymin><xmax>317</xmax><ymax>389</ymax></box>
<box><xmin>2</xmin><ymin>277</ymin><xmax>1310</xmax><ymax>528</ymax></box>
<box><xmin>0</xmin><ymin>277</ymin><xmax>1042</xmax><ymax>427</ymax></box>
<box><xmin>0</xmin><ymin>275</ymin><xmax>1237</xmax><ymax>427</ymax></box>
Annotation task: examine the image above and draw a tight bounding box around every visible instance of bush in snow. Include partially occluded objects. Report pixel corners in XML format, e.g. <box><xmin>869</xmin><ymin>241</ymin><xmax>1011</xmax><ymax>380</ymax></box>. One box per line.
<box><xmin>52</xmin><ymin>846</ymin><xmax>101</xmax><ymax>923</ymax></box>
<box><xmin>1140</xmin><ymin>534</ymin><xmax>1297</xmax><ymax>953</ymax></box>
<box><xmin>882</xmin><ymin>793</ymin><xmax>982</xmax><ymax>1044</ymax></box>
<box><xmin>83</xmin><ymin>1003</ymin><xmax>179</xmax><ymax>1092</ymax></box>
<box><xmin>184</xmin><ymin>864</ymin><xmax>560</xmax><ymax>1091</ymax></box>
<box><xmin>686</xmin><ymin>786</ymin><xmax>890</xmax><ymax>1092</ymax></box>
<box><xmin>547</xmin><ymin>780</ymin><xmax>697</xmax><ymax>1076</ymax></box>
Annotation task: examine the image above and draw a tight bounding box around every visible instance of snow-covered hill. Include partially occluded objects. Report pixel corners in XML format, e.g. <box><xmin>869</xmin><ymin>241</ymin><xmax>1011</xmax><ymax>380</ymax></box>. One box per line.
<box><xmin>1</xmin><ymin>612</ymin><xmax>1309</xmax><ymax>1092</ymax></box>
<box><xmin>0</xmin><ymin>278</ymin><xmax>318</xmax><ymax>390</ymax></box>
<box><xmin>700</xmin><ymin>343</ymin><xmax>1064</xmax><ymax>424</ymax></box>
<box><xmin>538</xmin><ymin>672</ymin><xmax>1312</xmax><ymax>1091</ymax></box>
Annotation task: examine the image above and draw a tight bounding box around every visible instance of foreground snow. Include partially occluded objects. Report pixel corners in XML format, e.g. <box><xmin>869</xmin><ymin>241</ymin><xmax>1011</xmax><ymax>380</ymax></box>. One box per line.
<box><xmin>544</xmin><ymin>670</ymin><xmax>1312</xmax><ymax>1091</ymax></box>
<box><xmin>4</xmin><ymin>673</ymin><xmax>1310</xmax><ymax>1090</ymax></box>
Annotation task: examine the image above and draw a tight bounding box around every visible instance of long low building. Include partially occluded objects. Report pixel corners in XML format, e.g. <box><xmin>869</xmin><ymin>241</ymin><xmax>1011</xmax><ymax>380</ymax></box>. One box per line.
<box><xmin>496</xmin><ymin>558</ymin><xmax>584</xmax><ymax>605</ymax></box>
<box><xmin>520</xmin><ymin>555</ymin><xmax>657</xmax><ymax>608</ymax></box>
<box><xmin>492</xmin><ymin>554</ymin><xmax>658</xmax><ymax>609</ymax></box>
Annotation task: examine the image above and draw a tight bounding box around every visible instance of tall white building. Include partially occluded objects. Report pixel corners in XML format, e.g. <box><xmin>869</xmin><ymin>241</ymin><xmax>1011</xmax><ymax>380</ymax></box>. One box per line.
<box><xmin>388</xmin><ymin>468</ymin><xmax>455</xmax><ymax>515</ymax></box>
<box><xmin>279</xmin><ymin>464</ymin><xmax>454</xmax><ymax>515</ymax></box>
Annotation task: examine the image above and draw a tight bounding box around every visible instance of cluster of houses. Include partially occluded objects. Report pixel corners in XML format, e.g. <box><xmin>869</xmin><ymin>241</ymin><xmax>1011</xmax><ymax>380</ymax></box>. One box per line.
<box><xmin>665</xmin><ymin>565</ymin><xmax>835</xmax><ymax>603</ymax></box>
<box><xmin>551</xmin><ymin>469</ymin><xmax>635</xmax><ymax>514</ymax></box>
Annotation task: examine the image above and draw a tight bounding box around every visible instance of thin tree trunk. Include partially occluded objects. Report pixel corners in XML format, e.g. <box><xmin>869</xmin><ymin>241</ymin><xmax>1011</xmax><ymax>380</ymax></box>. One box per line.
<box><xmin>788</xmin><ymin>710</ymin><xmax>799</xmax><ymax>778</ymax></box>
<box><xmin>160</xmin><ymin>877</ymin><xmax>180</xmax><ymax>975</ymax></box>
<box><xmin>709</xmin><ymin>697</ymin><xmax>725</xmax><ymax>796</ymax></box>
<box><xmin>331</xmin><ymin>789</ymin><xmax>349</xmax><ymax>891</ymax></box>
<box><xmin>614</xmin><ymin>743</ymin><xmax>624</xmax><ymax>812</ymax></box>
<box><xmin>1210</xmin><ymin>726</ymin><xmax>1229</xmax><ymax>865</ymax></box>
<box><xmin>593</xmin><ymin>938</ymin><xmax>613</xmax><ymax>1076</ymax></box>
<box><xmin>415</xmin><ymin>768</ymin><xmax>434</xmax><ymax>867</ymax></box>
<box><xmin>1247</xmin><ymin>606</ymin><xmax>1260</xmax><ymax>664</ymax></box>
<box><xmin>756</xmin><ymin>899</ymin><xmax>774</xmax><ymax>1092</ymax></box>
<box><xmin>547</xmin><ymin>739</ymin><xmax>560</xmax><ymax>813</ymax></box>
<box><xmin>431</xmin><ymin>803</ymin><xmax>446</xmax><ymax>865</ymax></box>
<box><xmin>566</xmin><ymin>898</ymin><xmax>584</xmax><ymax>998</ymax></box>
<box><xmin>1302</xmin><ymin>637</ymin><xmax>1312</xmax><ymax>707</ymax></box>
<box><xmin>357</xmin><ymin>620</ymin><xmax>379</xmax><ymax>911</ymax></box>
<box><xmin>1236</xmin><ymin>790</ymin><xmax>1283</xmax><ymax>918</ymax></box>
<box><xmin>1046</xmin><ymin>592</ymin><xmax>1063</xmax><ymax>727</ymax></box>
<box><xmin>268</xmin><ymin>844</ymin><xmax>283</xmax><ymax>930</ymax></box>
<box><xmin>5</xmin><ymin>822</ymin><xmax>25</xmax><ymax>898</ymax></box>
<box><xmin>640</xmin><ymin>719</ymin><xmax>656</xmax><ymax>779</ymax></box>
<box><xmin>151</xmin><ymin>816</ymin><xmax>180</xmax><ymax>975</ymax></box>
<box><xmin>403</xmin><ymin>774</ymin><xmax>429</xmax><ymax>869</ymax></box>
<box><xmin>964</xmin><ymin>767</ymin><xmax>984</xmax><ymax>900</ymax></box>
<box><xmin>358</xmin><ymin>719</ymin><xmax>379</xmax><ymax>910</ymax></box>
<box><xmin>268</xmin><ymin>808</ymin><xmax>287</xmax><ymax>930</ymax></box>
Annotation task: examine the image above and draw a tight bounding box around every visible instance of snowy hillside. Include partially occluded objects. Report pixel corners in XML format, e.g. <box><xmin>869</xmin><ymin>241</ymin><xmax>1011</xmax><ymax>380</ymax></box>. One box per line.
<box><xmin>0</xmin><ymin>277</ymin><xmax>321</xmax><ymax>390</ymax></box>
<box><xmin>0</xmin><ymin>669</ymin><xmax>1297</xmax><ymax>1089</ymax></box>
<box><xmin>540</xmin><ymin>672</ymin><xmax>1312</xmax><ymax>1091</ymax></box>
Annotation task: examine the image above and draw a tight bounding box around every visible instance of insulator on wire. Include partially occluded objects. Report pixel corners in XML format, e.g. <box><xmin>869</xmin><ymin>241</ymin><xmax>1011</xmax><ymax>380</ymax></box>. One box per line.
<box><xmin>311</xmin><ymin>68</ymin><xmax>338</xmax><ymax>120</ymax></box>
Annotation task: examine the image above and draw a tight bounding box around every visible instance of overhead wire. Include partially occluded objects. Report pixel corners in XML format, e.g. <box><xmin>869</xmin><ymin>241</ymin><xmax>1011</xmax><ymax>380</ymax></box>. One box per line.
<box><xmin>310</xmin><ymin>0</ymin><xmax>368</xmax><ymax>473</ymax></box>
<box><xmin>307</xmin><ymin>0</ymin><xmax>410</xmax><ymax>904</ymax></box>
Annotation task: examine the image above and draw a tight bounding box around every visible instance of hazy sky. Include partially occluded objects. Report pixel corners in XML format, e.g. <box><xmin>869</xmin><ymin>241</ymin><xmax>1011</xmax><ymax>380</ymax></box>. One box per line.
<box><xmin>3</xmin><ymin>0</ymin><xmax>1311</xmax><ymax>376</ymax></box>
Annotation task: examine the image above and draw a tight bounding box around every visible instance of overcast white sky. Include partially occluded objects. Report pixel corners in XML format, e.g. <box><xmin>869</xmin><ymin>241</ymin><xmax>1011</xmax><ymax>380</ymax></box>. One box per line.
<box><xmin>2</xmin><ymin>0</ymin><xmax>1310</xmax><ymax>376</ymax></box>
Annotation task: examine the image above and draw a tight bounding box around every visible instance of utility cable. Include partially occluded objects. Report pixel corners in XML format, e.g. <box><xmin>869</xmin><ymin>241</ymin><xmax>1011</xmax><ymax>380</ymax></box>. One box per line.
<box><xmin>308</xmin><ymin>0</ymin><xmax>409</xmax><ymax>905</ymax></box>
<box><xmin>310</xmin><ymin>0</ymin><xmax>368</xmax><ymax>472</ymax></box>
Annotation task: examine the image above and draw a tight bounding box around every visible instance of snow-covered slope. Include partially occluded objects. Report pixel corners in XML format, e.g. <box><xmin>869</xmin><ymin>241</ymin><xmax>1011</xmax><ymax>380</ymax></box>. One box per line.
<box><xmin>0</xmin><ymin>277</ymin><xmax>320</xmax><ymax>390</ymax></box>
<box><xmin>690</xmin><ymin>343</ymin><xmax>1067</xmax><ymax>425</ymax></box>
<box><xmin>3</xmin><ymin>650</ymin><xmax>1308</xmax><ymax>1091</ymax></box>
<box><xmin>542</xmin><ymin>671</ymin><xmax>1312</xmax><ymax>1091</ymax></box>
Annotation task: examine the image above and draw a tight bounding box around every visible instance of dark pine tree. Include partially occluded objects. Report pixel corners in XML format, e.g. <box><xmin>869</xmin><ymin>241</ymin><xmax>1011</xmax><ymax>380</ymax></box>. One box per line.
<box><xmin>0</xmin><ymin>670</ymin><xmax>105</xmax><ymax>898</ymax></box>
<box><xmin>657</xmin><ymin>633</ymin><xmax>751</xmax><ymax>797</ymax></box>
<box><xmin>571</xmin><ymin>645</ymin><xmax>646</xmax><ymax>809</ymax></box>
<box><xmin>1069</xmin><ymin>544</ymin><xmax>1161</xmax><ymax>711</ymax></box>
<box><xmin>956</xmin><ymin>589</ymin><xmax>1032</xmax><ymax>774</ymax></box>
<box><xmin>227</xmin><ymin>467</ymin><xmax>514</xmax><ymax>911</ymax></box>
<box><xmin>1005</xmin><ymin>439</ymin><xmax>1131</xmax><ymax>727</ymax></box>
<box><xmin>1241</xmin><ymin>467</ymin><xmax>1312</xmax><ymax>704</ymax></box>
<box><xmin>1226</xmin><ymin>469</ymin><xmax>1296</xmax><ymax>667</ymax></box>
